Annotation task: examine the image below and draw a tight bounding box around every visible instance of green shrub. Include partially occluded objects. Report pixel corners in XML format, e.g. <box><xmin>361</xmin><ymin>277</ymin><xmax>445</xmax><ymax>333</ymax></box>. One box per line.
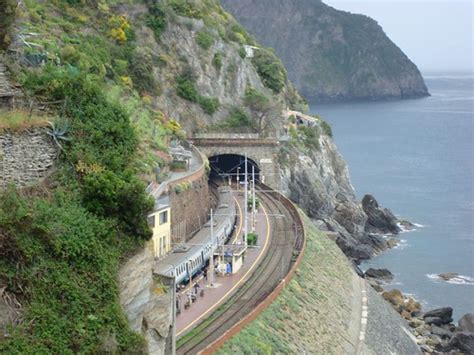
<box><xmin>176</xmin><ymin>75</ymin><xmax>199</xmax><ymax>102</ymax></box>
<box><xmin>227</xmin><ymin>23</ymin><xmax>253</xmax><ymax>45</ymax></box>
<box><xmin>320</xmin><ymin>119</ymin><xmax>333</xmax><ymax>137</ymax></box>
<box><xmin>239</xmin><ymin>46</ymin><xmax>247</xmax><ymax>59</ymax></box>
<box><xmin>247</xmin><ymin>232</ymin><xmax>258</xmax><ymax>246</ymax></box>
<box><xmin>196</xmin><ymin>30</ymin><xmax>214</xmax><ymax>50</ymax></box>
<box><xmin>169</xmin><ymin>0</ymin><xmax>203</xmax><ymax>18</ymax></box>
<box><xmin>298</xmin><ymin>125</ymin><xmax>320</xmax><ymax>151</ymax></box>
<box><xmin>129</xmin><ymin>48</ymin><xmax>157</xmax><ymax>93</ymax></box>
<box><xmin>170</xmin><ymin>160</ymin><xmax>187</xmax><ymax>170</ymax></box>
<box><xmin>223</xmin><ymin>108</ymin><xmax>254</xmax><ymax>128</ymax></box>
<box><xmin>175</xmin><ymin>72</ymin><xmax>219</xmax><ymax>114</ymax></box>
<box><xmin>252</xmin><ymin>48</ymin><xmax>287</xmax><ymax>93</ymax></box>
<box><xmin>145</xmin><ymin>2</ymin><xmax>167</xmax><ymax>40</ymax></box>
<box><xmin>212</xmin><ymin>52</ymin><xmax>223</xmax><ymax>70</ymax></box>
<box><xmin>198</xmin><ymin>96</ymin><xmax>220</xmax><ymax>115</ymax></box>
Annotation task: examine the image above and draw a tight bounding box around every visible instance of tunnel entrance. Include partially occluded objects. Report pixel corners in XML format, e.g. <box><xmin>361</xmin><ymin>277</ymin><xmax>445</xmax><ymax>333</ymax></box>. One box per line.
<box><xmin>208</xmin><ymin>154</ymin><xmax>260</xmax><ymax>184</ymax></box>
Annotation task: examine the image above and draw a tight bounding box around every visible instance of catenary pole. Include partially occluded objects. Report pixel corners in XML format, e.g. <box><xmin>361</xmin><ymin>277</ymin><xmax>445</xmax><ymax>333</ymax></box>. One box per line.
<box><xmin>252</xmin><ymin>165</ymin><xmax>256</xmax><ymax>232</ymax></box>
<box><xmin>244</xmin><ymin>154</ymin><xmax>248</xmax><ymax>246</ymax></box>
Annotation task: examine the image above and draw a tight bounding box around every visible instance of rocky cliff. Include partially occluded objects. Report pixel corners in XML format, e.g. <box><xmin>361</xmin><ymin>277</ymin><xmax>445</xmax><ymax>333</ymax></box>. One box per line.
<box><xmin>279</xmin><ymin>111</ymin><xmax>400</xmax><ymax>261</ymax></box>
<box><xmin>117</xmin><ymin>1</ymin><xmax>305</xmax><ymax>134</ymax></box>
<box><xmin>119</xmin><ymin>242</ymin><xmax>173</xmax><ymax>354</ymax></box>
<box><xmin>221</xmin><ymin>0</ymin><xmax>430</xmax><ymax>102</ymax></box>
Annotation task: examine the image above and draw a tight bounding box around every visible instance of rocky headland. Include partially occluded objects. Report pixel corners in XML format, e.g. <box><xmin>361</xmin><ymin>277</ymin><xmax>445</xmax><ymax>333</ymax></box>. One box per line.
<box><xmin>221</xmin><ymin>0</ymin><xmax>430</xmax><ymax>102</ymax></box>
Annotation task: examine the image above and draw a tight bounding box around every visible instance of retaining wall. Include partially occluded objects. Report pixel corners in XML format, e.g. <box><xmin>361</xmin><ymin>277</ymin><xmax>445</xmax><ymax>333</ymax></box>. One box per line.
<box><xmin>0</xmin><ymin>128</ymin><xmax>57</xmax><ymax>188</ymax></box>
<box><xmin>168</xmin><ymin>145</ymin><xmax>212</xmax><ymax>243</ymax></box>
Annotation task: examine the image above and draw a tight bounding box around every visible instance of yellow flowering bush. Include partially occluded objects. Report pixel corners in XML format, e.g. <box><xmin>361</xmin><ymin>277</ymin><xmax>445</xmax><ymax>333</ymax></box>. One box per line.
<box><xmin>108</xmin><ymin>15</ymin><xmax>130</xmax><ymax>44</ymax></box>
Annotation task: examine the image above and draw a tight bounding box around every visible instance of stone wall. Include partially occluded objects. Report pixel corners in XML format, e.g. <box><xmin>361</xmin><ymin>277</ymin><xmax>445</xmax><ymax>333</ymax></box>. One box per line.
<box><xmin>119</xmin><ymin>241</ymin><xmax>174</xmax><ymax>355</ymax></box>
<box><xmin>0</xmin><ymin>128</ymin><xmax>57</xmax><ymax>188</ymax></box>
<box><xmin>169</xmin><ymin>172</ymin><xmax>211</xmax><ymax>243</ymax></box>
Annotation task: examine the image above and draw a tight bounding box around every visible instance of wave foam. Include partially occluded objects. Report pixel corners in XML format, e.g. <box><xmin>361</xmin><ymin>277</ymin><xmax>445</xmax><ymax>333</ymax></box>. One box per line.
<box><xmin>393</xmin><ymin>239</ymin><xmax>409</xmax><ymax>250</ymax></box>
<box><xmin>427</xmin><ymin>274</ymin><xmax>474</xmax><ymax>285</ymax></box>
<box><xmin>397</xmin><ymin>221</ymin><xmax>424</xmax><ymax>234</ymax></box>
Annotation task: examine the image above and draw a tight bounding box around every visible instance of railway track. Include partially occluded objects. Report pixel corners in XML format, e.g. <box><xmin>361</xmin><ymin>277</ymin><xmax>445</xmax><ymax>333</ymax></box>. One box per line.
<box><xmin>176</xmin><ymin>183</ymin><xmax>302</xmax><ymax>354</ymax></box>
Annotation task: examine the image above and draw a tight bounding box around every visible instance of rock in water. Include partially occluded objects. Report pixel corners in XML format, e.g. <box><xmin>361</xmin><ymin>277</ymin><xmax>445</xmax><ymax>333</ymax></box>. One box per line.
<box><xmin>459</xmin><ymin>313</ymin><xmax>474</xmax><ymax>332</ymax></box>
<box><xmin>364</xmin><ymin>268</ymin><xmax>394</xmax><ymax>281</ymax></box>
<box><xmin>386</xmin><ymin>238</ymin><xmax>400</xmax><ymax>249</ymax></box>
<box><xmin>362</xmin><ymin>194</ymin><xmax>401</xmax><ymax>234</ymax></box>
<box><xmin>423</xmin><ymin>307</ymin><xmax>453</xmax><ymax>325</ymax></box>
<box><xmin>438</xmin><ymin>272</ymin><xmax>459</xmax><ymax>281</ymax></box>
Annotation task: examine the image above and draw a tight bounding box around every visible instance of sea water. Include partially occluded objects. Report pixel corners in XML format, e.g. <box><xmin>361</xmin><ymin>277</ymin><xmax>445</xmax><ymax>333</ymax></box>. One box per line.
<box><xmin>310</xmin><ymin>74</ymin><xmax>474</xmax><ymax>320</ymax></box>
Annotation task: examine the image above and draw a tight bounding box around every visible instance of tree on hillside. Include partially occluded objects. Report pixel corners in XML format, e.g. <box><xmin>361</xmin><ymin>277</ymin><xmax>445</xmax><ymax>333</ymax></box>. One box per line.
<box><xmin>0</xmin><ymin>0</ymin><xmax>18</xmax><ymax>50</ymax></box>
<box><xmin>244</xmin><ymin>87</ymin><xmax>280</xmax><ymax>135</ymax></box>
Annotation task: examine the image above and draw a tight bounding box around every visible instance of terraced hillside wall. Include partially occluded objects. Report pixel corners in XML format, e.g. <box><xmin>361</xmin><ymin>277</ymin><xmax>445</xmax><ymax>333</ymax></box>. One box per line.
<box><xmin>0</xmin><ymin>128</ymin><xmax>57</xmax><ymax>188</ymax></box>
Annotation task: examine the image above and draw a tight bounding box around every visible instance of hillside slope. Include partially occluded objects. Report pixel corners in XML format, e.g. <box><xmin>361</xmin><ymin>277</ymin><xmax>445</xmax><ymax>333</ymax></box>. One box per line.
<box><xmin>221</xmin><ymin>0</ymin><xmax>430</xmax><ymax>102</ymax></box>
<box><xmin>217</xmin><ymin>211</ymin><xmax>420</xmax><ymax>354</ymax></box>
<box><xmin>0</xmin><ymin>0</ymin><xmax>304</xmax><ymax>352</ymax></box>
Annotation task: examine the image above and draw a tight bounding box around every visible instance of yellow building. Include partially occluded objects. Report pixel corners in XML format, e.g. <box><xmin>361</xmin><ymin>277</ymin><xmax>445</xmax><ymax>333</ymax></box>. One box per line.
<box><xmin>148</xmin><ymin>197</ymin><xmax>172</xmax><ymax>259</ymax></box>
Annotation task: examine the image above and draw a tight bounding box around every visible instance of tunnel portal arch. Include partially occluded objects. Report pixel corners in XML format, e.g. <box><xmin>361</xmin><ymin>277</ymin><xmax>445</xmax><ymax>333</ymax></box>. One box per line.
<box><xmin>208</xmin><ymin>154</ymin><xmax>260</xmax><ymax>183</ymax></box>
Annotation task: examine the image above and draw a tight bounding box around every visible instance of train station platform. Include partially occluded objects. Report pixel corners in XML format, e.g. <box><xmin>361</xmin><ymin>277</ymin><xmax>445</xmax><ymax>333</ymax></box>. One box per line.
<box><xmin>176</xmin><ymin>193</ymin><xmax>271</xmax><ymax>337</ymax></box>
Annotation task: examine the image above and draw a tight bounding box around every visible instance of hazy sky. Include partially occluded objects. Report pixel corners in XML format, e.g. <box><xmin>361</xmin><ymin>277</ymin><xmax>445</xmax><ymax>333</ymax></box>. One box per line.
<box><xmin>324</xmin><ymin>0</ymin><xmax>473</xmax><ymax>73</ymax></box>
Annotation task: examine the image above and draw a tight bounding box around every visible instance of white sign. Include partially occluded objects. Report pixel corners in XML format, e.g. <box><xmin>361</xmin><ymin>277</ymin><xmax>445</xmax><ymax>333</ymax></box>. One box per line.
<box><xmin>260</xmin><ymin>158</ymin><xmax>272</xmax><ymax>164</ymax></box>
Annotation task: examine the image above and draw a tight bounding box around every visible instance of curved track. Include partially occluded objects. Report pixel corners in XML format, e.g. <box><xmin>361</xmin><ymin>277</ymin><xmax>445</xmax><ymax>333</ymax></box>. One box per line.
<box><xmin>176</xmin><ymin>184</ymin><xmax>301</xmax><ymax>354</ymax></box>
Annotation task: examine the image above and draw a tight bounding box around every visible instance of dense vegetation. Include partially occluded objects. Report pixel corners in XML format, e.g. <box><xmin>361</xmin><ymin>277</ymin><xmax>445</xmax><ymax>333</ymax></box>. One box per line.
<box><xmin>251</xmin><ymin>48</ymin><xmax>287</xmax><ymax>94</ymax></box>
<box><xmin>175</xmin><ymin>71</ymin><xmax>220</xmax><ymax>115</ymax></box>
<box><xmin>0</xmin><ymin>0</ymin><xmax>17</xmax><ymax>49</ymax></box>
<box><xmin>0</xmin><ymin>1</ymin><xmax>179</xmax><ymax>352</ymax></box>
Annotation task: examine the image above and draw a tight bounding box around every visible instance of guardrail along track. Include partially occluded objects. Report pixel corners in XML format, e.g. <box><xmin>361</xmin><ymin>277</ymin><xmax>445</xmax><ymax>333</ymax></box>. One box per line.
<box><xmin>176</xmin><ymin>183</ymin><xmax>304</xmax><ymax>354</ymax></box>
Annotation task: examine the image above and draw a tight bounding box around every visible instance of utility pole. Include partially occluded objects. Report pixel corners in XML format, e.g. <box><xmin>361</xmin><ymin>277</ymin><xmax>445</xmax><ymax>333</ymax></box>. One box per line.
<box><xmin>236</xmin><ymin>167</ymin><xmax>240</xmax><ymax>190</ymax></box>
<box><xmin>209</xmin><ymin>208</ymin><xmax>215</xmax><ymax>287</ymax></box>
<box><xmin>244</xmin><ymin>154</ymin><xmax>248</xmax><ymax>246</ymax></box>
<box><xmin>252</xmin><ymin>165</ymin><xmax>256</xmax><ymax>232</ymax></box>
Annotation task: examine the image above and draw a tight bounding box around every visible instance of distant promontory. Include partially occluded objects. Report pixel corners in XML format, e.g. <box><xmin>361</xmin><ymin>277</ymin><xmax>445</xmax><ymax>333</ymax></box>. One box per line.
<box><xmin>221</xmin><ymin>0</ymin><xmax>430</xmax><ymax>102</ymax></box>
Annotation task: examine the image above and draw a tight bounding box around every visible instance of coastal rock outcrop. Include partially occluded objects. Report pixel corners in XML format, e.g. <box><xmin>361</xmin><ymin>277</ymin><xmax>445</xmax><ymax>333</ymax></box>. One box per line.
<box><xmin>119</xmin><ymin>242</ymin><xmax>173</xmax><ymax>354</ymax></box>
<box><xmin>373</xmin><ymin>285</ymin><xmax>474</xmax><ymax>354</ymax></box>
<box><xmin>362</xmin><ymin>194</ymin><xmax>401</xmax><ymax>234</ymax></box>
<box><xmin>221</xmin><ymin>0</ymin><xmax>429</xmax><ymax>102</ymax></box>
<box><xmin>423</xmin><ymin>307</ymin><xmax>454</xmax><ymax>326</ymax></box>
<box><xmin>365</xmin><ymin>268</ymin><xmax>394</xmax><ymax>281</ymax></box>
<box><xmin>280</xmin><ymin>126</ymin><xmax>401</xmax><ymax>262</ymax></box>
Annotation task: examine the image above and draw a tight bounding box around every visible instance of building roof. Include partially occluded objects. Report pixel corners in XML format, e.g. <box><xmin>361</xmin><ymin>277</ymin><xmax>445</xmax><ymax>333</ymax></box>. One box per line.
<box><xmin>214</xmin><ymin>244</ymin><xmax>247</xmax><ymax>257</ymax></box>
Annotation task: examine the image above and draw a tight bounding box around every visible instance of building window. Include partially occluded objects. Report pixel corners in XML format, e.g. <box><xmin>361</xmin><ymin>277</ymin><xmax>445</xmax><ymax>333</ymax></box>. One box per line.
<box><xmin>147</xmin><ymin>215</ymin><xmax>155</xmax><ymax>228</ymax></box>
<box><xmin>159</xmin><ymin>210</ymin><xmax>168</xmax><ymax>225</ymax></box>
